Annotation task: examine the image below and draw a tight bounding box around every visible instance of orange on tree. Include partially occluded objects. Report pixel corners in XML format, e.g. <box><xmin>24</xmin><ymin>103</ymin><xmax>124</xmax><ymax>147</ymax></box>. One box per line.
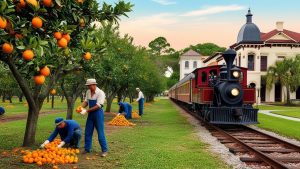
<box><xmin>79</xmin><ymin>18</ymin><xmax>85</xmax><ymax>27</ymax></box>
<box><xmin>77</xmin><ymin>0</ymin><xmax>84</xmax><ymax>4</ymax></box>
<box><xmin>32</xmin><ymin>16</ymin><xmax>43</xmax><ymax>29</ymax></box>
<box><xmin>43</xmin><ymin>0</ymin><xmax>52</xmax><ymax>7</ymax></box>
<box><xmin>26</xmin><ymin>0</ymin><xmax>38</xmax><ymax>7</ymax></box>
<box><xmin>0</xmin><ymin>16</ymin><xmax>7</xmax><ymax>29</ymax></box>
<box><xmin>50</xmin><ymin>89</ymin><xmax>56</xmax><ymax>95</ymax></box>
<box><xmin>22</xmin><ymin>49</ymin><xmax>34</xmax><ymax>61</ymax></box>
<box><xmin>83</xmin><ymin>52</ymin><xmax>92</xmax><ymax>60</ymax></box>
<box><xmin>57</xmin><ymin>38</ymin><xmax>68</xmax><ymax>48</ymax></box>
<box><xmin>2</xmin><ymin>43</ymin><xmax>14</xmax><ymax>54</ymax></box>
<box><xmin>18</xmin><ymin>0</ymin><xmax>26</xmax><ymax>7</ymax></box>
<box><xmin>54</xmin><ymin>32</ymin><xmax>62</xmax><ymax>40</ymax></box>
<box><xmin>40</xmin><ymin>66</ymin><xmax>50</xmax><ymax>76</ymax></box>
<box><xmin>62</xmin><ymin>34</ymin><xmax>71</xmax><ymax>43</ymax></box>
<box><xmin>34</xmin><ymin>75</ymin><xmax>45</xmax><ymax>85</ymax></box>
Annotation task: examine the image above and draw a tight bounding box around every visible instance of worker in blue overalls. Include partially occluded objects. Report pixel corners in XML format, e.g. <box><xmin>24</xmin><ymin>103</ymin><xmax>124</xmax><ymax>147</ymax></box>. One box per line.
<box><xmin>40</xmin><ymin>117</ymin><xmax>82</xmax><ymax>148</ymax></box>
<box><xmin>0</xmin><ymin>107</ymin><xmax>5</xmax><ymax>116</ymax></box>
<box><xmin>136</xmin><ymin>88</ymin><xmax>144</xmax><ymax>116</ymax></box>
<box><xmin>81</xmin><ymin>79</ymin><xmax>108</xmax><ymax>157</ymax></box>
<box><xmin>117</xmin><ymin>102</ymin><xmax>132</xmax><ymax>119</ymax></box>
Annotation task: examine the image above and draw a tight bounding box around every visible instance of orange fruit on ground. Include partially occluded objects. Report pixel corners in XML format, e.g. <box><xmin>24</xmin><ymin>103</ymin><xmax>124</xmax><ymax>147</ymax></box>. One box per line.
<box><xmin>40</xmin><ymin>66</ymin><xmax>50</xmax><ymax>76</ymax></box>
<box><xmin>57</xmin><ymin>38</ymin><xmax>68</xmax><ymax>48</ymax></box>
<box><xmin>83</xmin><ymin>52</ymin><xmax>91</xmax><ymax>60</ymax></box>
<box><xmin>54</xmin><ymin>32</ymin><xmax>62</xmax><ymax>40</ymax></box>
<box><xmin>32</xmin><ymin>17</ymin><xmax>43</xmax><ymax>29</ymax></box>
<box><xmin>37</xmin><ymin>161</ymin><xmax>43</xmax><ymax>166</ymax></box>
<box><xmin>27</xmin><ymin>0</ymin><xmax>38</xmax><ymax>7</ymax></box>
<box><xmin>2</xmin><ymin>43</ymin><xmax>14</xmax><ymax>54</ymax></box>
<box><xmin>0</xmin><ymin>16</ymin><xmax>7</xmax><ymax>29</ymax></box>
<box><xmin>22</xmin><ymin>49</ymin><xmax>34</xmax><ymax>61</ymax></box>
<box><xmin>28</xmin><ymin>158</ymin><xmax>34</xmax><ymax>164</ymax></box>
<box><xmin>53</xmin><ymin>166</ymin><xmax>58</xmax><ymax>169</ymax></box>
<box><xmin>43</xmin><ymin>0</ymin><xmax>52</xmax><ymax>7</ymax></box>
<box><xmin>50</xmin><ymin>89</ymin><xmax>56</xmax><ymax>95</ymax></box>
<box><xmin>34</xmin><ymin>75</ymin><xmax>45</xmax><ymax>85</ymax></box>
<box><xmin>62</xmin><ymin>34</ymin><xmax>70</xmax><ymax>43</ymax></box>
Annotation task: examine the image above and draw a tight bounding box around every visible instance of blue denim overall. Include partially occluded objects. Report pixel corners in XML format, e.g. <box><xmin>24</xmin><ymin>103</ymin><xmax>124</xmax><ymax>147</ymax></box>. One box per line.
<box><xmin>84</xmin><ymin>100</ymin><xmax>108</xmax><ymax>152</ymax></box>
<box><xmin>138</xmin><ymin>98</ymin><xmax>144</xmax><ymax>116</ymax></box>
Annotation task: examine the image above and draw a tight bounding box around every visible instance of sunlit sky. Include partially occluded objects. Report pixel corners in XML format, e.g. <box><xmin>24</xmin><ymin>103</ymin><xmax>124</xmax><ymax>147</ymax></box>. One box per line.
<box><xmin>102</xmin><ymin>0</ymin><xmax>300</xmax><ymax>50</ymax></box>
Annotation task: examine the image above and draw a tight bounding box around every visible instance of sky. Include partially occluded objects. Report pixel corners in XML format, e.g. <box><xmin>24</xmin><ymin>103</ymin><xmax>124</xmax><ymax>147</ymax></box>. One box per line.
<box><xmin>102</xmin><ymin>0</ymin><xmax>300</xmax><ymax>50</ymax></box>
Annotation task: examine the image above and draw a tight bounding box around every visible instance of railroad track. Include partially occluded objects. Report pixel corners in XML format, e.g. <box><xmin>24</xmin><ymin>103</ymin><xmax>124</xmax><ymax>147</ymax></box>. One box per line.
<box><xmin>176</xmin><ymin>102</ymin><xmax>300</xmax><ymax>169</ymax></box>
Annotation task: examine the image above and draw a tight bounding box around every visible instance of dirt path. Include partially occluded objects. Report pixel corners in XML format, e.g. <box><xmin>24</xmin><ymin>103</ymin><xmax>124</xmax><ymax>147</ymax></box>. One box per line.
<box><xmin>0</xmin><ymin>110</ymin><xmax>62</xmax><ymax>123</ymax></box>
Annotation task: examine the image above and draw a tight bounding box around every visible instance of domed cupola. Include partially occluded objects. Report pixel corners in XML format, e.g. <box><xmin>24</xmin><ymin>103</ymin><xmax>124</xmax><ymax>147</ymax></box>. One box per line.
<box><xmin>237</xmin><ymin>9</ymin><xmax>261</xmax><ymax>43</ymax></box>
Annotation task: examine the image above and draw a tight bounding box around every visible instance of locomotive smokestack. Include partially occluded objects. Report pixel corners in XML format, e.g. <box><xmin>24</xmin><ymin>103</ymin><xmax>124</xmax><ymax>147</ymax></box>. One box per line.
<box><xmin>222</xmin><ymin>49</ymin><xmax>237</xmax><ymax>80</ymax></box>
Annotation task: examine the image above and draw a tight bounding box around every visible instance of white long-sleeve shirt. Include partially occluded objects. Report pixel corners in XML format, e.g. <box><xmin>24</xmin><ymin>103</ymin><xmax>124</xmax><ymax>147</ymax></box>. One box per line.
<box><xmin>85</xmin><ymin>87</ymin><xmax>106</xmax><ymax>107</ymax></box>
<box><xmin>136</xmin><ymin>91</ymin><xmax>144</xmax><ymax>102</ymax></box>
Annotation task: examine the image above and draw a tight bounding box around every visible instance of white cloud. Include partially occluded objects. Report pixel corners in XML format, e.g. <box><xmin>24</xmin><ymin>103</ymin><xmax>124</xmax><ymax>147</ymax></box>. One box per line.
<box><xmin>151</xmin><ymin>0</ymin><xmax>176</xmax><ymax>5</ymax></box>
<box><xmin>182</xmin><ymin>4</ymin><xmax>246</xmax><ymax>17</ymax></box>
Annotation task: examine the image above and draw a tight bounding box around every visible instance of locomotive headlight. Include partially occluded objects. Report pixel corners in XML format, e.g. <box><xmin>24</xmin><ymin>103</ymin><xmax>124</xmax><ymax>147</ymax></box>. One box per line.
<box><xmin>231</xmin><ymin>88</ymin><xmax>239</xmax><ymax>96</ymax></box>
<box><xmin>232</xmin><ymin>71</ymin><xmax>240</xmax><ymax>78</ymax></box>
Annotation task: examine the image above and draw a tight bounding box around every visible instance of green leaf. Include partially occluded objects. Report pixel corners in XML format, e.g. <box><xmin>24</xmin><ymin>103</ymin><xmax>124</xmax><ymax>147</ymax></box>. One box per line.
<box><xmin>16</xmin><ymin>46</ymin><xmax>26</xmax><ymax>50</ymax></box>
<box><xmin>0</xmin><ymin>0</ymin><xmax>7</xmax><ymax>13</ymax></box>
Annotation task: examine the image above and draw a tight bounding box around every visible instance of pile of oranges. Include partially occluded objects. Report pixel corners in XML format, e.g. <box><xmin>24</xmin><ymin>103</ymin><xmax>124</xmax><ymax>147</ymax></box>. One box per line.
<box><xmin>108</xmin><ymin>115</ymin><xmax>136</xmax><ymax>126</ymax></box>
<box><xmin>131</xmin><ymin>110</ymin><xmax>140</xmax><ymax>119</ymax></box>
<box><xmin>22</xmin><ymin>139</ymin><xmax>80</xmax><ymax>166</ymax></box>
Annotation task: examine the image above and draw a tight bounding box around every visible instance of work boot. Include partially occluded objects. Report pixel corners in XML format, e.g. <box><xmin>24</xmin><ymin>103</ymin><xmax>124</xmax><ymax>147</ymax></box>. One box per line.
<box><xmin>82</xmin><ymin>150</ymin><xmax>90</xmax><ymax>154</ymax></box>
<box><xmin>101</xmin><ymin>152</ymin><xmax>108</xmax><ymax>157</ymax></box>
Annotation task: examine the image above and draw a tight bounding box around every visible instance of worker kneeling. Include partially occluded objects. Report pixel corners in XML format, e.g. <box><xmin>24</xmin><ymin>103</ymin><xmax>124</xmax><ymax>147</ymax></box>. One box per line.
<box><xmin>40</xmin><ymin>117</ymin><xmax>82</xmax><ymax>149</ymax></box>
<box><xmin>118</xmin><ymin>102</ymin><xmax>132</xmax><ymax>119</ymax></box>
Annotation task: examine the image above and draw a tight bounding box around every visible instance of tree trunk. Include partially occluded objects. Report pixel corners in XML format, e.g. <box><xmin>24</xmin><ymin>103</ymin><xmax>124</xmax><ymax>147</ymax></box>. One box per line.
<box><xmin>8</xmin><ymin>95</ymin><xmax>12</xmax><ymax>103</ymax></box>
<box><xmin>51</xmin><ymin>95</ymin><xmax>54</xmax><ymax>109</ymax></box>
<box><xmin>61</xmin><ymin>95</ymin><xmax>64</xmax><ymax>102</ymax></box>
<box><xmin>286</xmin><ymin>86</ymin><xmax>291</xmax><ymax>105</ymax></box>
<box><xmin>47</xmin><ymin>95</ymin><xmax>50</xmax><ymax>103</ymax></box>
<box><xmin>23</xmin><ymin>106</ymin><xmax>40</xmax><ymax>146</ymax></box>
<box><xmin>105</xmin><ymin>95</ymin><xmax>114</xmax><ymax>112</ymax></box>
<box><xmin>19</xmin><ymin>93</ymin><xmax>23</xmax><ymax>102</ymax></box>
<box><xmin>2</xmin><ymin>93</ymin><xmax>5</xmax><ymax>102</ymax></box>
<box><xmin>80</xmin><ymin>93</ymin><xmax>83</xmax><ymax>102</ymax></box>
<box><xmin>66</xmin><ymin>99</ymin><xmax>75</xmax><ymax>120</ymax></box>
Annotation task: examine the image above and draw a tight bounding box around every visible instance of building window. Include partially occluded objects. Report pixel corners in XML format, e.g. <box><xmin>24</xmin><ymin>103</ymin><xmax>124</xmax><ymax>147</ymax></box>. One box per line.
<box><xmin>193</xmin><ymin>61</ymin><xmax>197</xmax><ymax>68</ymax></box>
<box><xmin>277</xmin><ymin>56</ymin><xmax>285</xmax><ymax>59</ymax></box>
<box><xmin>185</xmin><ymin>61</ymin><xmax>189</xmax><ymax>69</ymax></box>
<box><xmin>261</xmin><ymin>56</ymin><xmax>267</xmax><ymax>71</ymax></box>
<box><xmin>248</xmin><ymin>55</ymin><xmax>254</xmax><ymax>71</ymax></box>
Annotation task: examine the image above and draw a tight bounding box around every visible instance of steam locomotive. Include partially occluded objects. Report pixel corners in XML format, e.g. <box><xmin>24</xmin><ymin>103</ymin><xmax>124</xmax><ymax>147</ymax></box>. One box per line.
<box><xmin>169</xmin><ymin>49</ymin><xmax>258</xmax><ymax>125</ymax></box>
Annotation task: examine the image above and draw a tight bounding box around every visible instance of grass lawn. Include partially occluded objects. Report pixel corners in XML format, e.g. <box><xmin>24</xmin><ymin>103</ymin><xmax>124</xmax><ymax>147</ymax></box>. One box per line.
<box><xmin>256</xmin><ymin>104</ymin><xmax>300</xmax><ymax>118</ymax></box>
<box><xmin>257</xmin><ymin>113</ymin><xmax>300</xmax><ymax>141</ymax></box>
<box><xmin>271</xmin><ymin>111</ymin><xmax>300</xmax><ymax>118</ymax></box>
<box><xmin>0</xmin><ymin>99</ymin><xmax>229</xmax><ymax>169</ymax></box>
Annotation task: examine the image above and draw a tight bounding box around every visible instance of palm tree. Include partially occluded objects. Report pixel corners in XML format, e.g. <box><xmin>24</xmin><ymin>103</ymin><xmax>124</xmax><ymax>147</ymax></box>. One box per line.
<box><xmin>266</xmin><ymin>56</ymin><xmax>300</xmax><ymax>105</ymax></box>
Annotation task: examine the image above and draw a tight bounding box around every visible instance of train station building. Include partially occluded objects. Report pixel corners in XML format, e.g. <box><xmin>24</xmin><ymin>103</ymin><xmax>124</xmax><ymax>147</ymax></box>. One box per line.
<box><xmin>179</xmin><ymin>9</ymin><xmax>300</xmax><ymax>103</ymax></box>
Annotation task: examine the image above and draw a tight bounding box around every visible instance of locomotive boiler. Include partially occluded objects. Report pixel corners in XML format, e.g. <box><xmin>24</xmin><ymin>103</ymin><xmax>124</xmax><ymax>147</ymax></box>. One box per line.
<box><xmin>169</xmin><ymin>49</ymin><xmax>258</xmax><ymax>125</ymax></box>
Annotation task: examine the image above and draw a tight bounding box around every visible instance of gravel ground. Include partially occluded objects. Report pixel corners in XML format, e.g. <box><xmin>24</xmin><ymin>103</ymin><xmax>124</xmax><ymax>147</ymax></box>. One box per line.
<box><xmin>172</xmin><ymin>102</ymin><xmax>251</xmax><ymax>169</ymax></box>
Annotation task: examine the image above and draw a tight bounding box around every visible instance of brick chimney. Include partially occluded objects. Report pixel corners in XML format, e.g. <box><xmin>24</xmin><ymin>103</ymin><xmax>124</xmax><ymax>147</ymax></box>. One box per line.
<box><xmin>276</xmin><ymin>21</ymin><xmax>284</xmax><ymax>32</ymax></box>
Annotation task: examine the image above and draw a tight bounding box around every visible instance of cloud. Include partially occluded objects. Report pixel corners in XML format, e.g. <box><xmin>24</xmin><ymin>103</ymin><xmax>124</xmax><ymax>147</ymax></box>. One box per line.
<box><xmin>182</xmin><ymin>4</ymin><xmax>246</xmax><ymax>17</ymax></box>
<box><xmin>151</xmin><ymin>0</ymin><xmax>176</xmax><ymax>5</ymax></box>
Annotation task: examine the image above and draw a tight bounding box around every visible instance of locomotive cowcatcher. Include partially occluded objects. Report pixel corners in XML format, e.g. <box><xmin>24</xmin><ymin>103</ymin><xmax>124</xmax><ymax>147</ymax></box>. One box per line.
<box><xmin>169</xmin><ymin>49</ymin><xmax>258</xmax><ymax>125</ymax></box>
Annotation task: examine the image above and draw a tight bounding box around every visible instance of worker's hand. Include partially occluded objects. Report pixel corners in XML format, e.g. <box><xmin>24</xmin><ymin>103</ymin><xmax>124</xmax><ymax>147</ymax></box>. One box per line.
<box><xmin>57</xmin><ymin>141</ymin><xmax>65</xmax><ymax>148</ymax></box>
<box><xmin>40</xmin><ymin>140</ymin><xmax>49</xmax><ymax>148</ymax></box>
<box><xmin>80</xmin><ymin>108</ymin><xmax>87</xmax><ymax>115</ymax></box>
<box><xmin>117</xmin><ymin>113</ymin><xmax>121</xmax><ymax>116</ymax></box>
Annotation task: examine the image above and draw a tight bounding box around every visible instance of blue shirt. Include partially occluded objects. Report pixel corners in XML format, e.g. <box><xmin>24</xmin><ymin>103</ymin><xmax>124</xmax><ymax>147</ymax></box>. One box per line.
<box><xmin>48</xmin><ymin>120</ymin><xmax>81</xmax><ymax>143</ymax></box>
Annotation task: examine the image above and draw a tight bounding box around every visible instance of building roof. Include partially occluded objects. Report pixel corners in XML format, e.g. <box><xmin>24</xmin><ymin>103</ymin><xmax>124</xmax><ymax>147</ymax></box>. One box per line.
<box><xmin>237</xmin><ymin>9</ymin><xmax>261</xmax><ymax>44</ymax></box>
<box><xmin>261</xmin><ymin>29</ymin><xmax>300</xmax><ymax>43</ymax></box>
<box><xmin>203</xmin><ymin>52</ymin><xmax>222</xmax><ymax>63</ymax></box>
<box><xmin>181</xmin><ymin>49</ymin><xmax>200</xmax><ymax>57</ymax></box>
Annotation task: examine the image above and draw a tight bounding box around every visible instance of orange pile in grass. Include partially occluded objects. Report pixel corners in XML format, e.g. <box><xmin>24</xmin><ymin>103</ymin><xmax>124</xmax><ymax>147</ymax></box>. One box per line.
<box><xmin>131</xmin><ymin>110</ymin><xmax>140</xmax><ymax>119</ymax></box>
<box><xmin>108</xmin><ymin>115</ymin><xmax>136</xmax><ymax>126</ymax></box>
<box><xmin>22</xmin><ymin>139</ymin><xmax>80</xmax><ymax>167</ymax></box>
<box><xmin>2</xmin><ymin>43</ymin><xmax>14</xmax><ymax>54</ymax></box>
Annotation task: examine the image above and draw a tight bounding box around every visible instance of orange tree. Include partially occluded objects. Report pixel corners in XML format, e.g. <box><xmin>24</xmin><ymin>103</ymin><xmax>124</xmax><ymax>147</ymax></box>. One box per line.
<box><xmin>0</xmin><ymin>0</ymin><xmax>132</xmax><ymax>146</ymax></box>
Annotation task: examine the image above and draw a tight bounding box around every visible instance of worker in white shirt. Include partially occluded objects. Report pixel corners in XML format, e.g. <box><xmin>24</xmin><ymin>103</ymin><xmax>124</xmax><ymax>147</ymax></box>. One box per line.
<box><xmin>136</xmin><ymin>88</ymin><xmax>144</xmax><ymax>116</ymax></box>
<box><xmin>80</xmin><ymin>79</ymin><xmax>108</xmax><ymax>157</ymax></box>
